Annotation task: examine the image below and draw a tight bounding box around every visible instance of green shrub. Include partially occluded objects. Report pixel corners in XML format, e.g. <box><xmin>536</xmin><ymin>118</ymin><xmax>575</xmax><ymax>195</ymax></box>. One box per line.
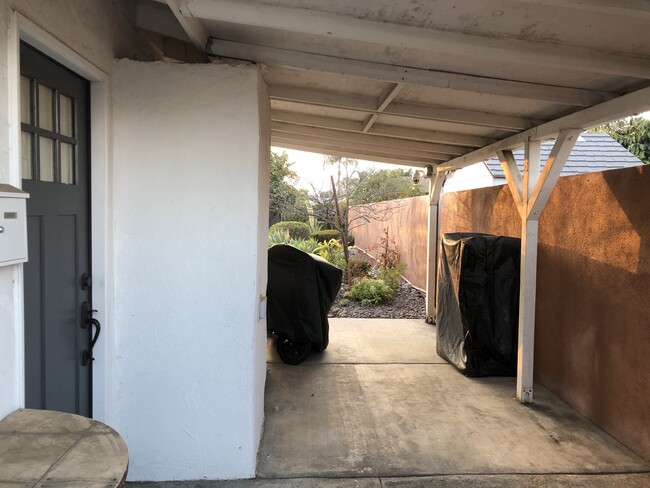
<box><xmin>311</xmin><ymin>229</ymin><xmax>341</xmax><ymax>242</ymax></box>
<box><xmin>345</xmin><ymin>278</ymin><xmax>394</xmax><ymax>305</ymax></box>
<box><xmin>339</xmin><ymin>298</ymin><xmax>350</xmax><ymax>307</ymax></box>
<box><xmin>310</xmin><ymin>229</ymin><xmax>355</xmax><ymax>245</ymax></box>
<box><xmin>375</xmin><ymin>263</ymin><xmax>406</xmax><ymax>291</ymax></box>
<box><xmin>348</xmin><ymin>257</ymin><xmax>372</xmax><ymax>281</ymax></box>
<box><xmin>270</xmin><ymin>221</ymin><xmax>311</xmax><ymax>240</ymax></box>
<box><xmin>289</xmin><ymin>238</ymin><xmax>320</xmax><ymax>254</ymax></box>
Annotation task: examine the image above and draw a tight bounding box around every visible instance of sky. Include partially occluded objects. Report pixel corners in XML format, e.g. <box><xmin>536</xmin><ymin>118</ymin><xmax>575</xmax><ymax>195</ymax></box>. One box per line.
<box><xmin>275</xmin><ymin>112</ymin><xmax>650</xmax><ymax>191</ymax></box>
<box><xmin>273</xmin><ymin>147</ymin><xmax>417</xmax><ymax>192</ymax></box>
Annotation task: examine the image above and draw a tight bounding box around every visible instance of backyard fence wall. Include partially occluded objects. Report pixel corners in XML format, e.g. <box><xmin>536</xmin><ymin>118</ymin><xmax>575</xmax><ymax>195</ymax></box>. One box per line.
<box><xmin>350</xmin><ymin>166</ymin><xmax>650</xmax><ymax>462</ymax></box>
<box><xmin>349</xmin><ymin>196</ymin><xmax>429</xmax><ymax>290</ymax></box>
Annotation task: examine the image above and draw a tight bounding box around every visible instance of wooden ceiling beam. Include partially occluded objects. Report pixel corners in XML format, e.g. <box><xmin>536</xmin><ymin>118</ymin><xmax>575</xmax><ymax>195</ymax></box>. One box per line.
<box><xmin>272</xmin><ymin>131</ymin><xmax>451</xmax><ymax>160</ymax></box>
<box><xmin>369</xmin><ymin>123</ymin><xmax>496</xmax><ymax>148</ymax></box>
<box><xmin>210</xmin><ymin>41</ymin><xmax>612</xmax><ymax>107</ymax></box>
<box><xmin>271</xmin><ymin>122</ymin><xmax>471</xmax><ymax>156</ymax></box>
<box><xmin>515</xmin><ymin>0</ymin><xmax>650</xmax><ymax>19</ymax></box>
<box><xmin>196</xmin><ymin>0</ymin><xmax>650</xmax><ymax>78</ymax></box>
<box><xmin>271</xmin><ymin>140</ymin><xmax>436</xmax><ymax>167</ymax></box>
<box><xmin>271</xmin><ymin>110</ymin><xmax>496</xmax><ymax>147</ymax></box>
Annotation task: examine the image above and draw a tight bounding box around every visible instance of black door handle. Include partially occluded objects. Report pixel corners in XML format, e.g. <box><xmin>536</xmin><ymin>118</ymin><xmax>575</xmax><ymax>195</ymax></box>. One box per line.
<box><xmin>89</xmin><ymin>318</ymin><xmax>101</xmax><ymax>350</ymax></box>
<box><xmin>81</xmin><ymin>302</ymin><xmax>101</xmax><ymax>366</ymax></box>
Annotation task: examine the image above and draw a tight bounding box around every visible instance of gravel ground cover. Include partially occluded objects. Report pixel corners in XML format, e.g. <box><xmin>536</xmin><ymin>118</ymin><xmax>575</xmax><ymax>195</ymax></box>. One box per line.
<box><xmin>328</xmin><ymin>248</ymin><xmax>426</xmax><ymax>319</ymax></box>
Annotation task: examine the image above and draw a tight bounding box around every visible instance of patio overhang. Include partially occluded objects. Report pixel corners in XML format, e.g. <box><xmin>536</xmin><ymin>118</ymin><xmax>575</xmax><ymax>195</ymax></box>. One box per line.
<box><xmin>145</xmin><ymin>0</ymin><xmax>650</xmax><ymax>168</ymax></box>
<box><xmin>143</xmin><ymin>0</ymin><xmax>650</xmax><ymax>403</ymax></box>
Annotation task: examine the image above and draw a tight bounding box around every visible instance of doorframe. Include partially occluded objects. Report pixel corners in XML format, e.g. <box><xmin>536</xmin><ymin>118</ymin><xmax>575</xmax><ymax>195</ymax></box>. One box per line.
<box><xmin>8</xmin><ymin>10</ymin><xmax>114</xmax><ymax>422</ymax></box>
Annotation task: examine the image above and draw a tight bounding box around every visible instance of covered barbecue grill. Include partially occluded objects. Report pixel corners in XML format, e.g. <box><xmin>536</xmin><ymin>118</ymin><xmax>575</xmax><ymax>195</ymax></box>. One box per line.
<box><xmin>436</xmin><ymin>233</ymin><xmax>521</xmax><ymax>377</ymax></box>
<box><xmin>267</xmin><ymin>244</ymin><xmax>343</xmax><ymax>365</ymax></box>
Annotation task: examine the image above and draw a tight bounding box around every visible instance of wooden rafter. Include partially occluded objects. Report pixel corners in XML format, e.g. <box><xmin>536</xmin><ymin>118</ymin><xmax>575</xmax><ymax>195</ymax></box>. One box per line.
<box><xmin>362</xmin><ymin>83</ymin><xmax>402</xmax><ymax>133</ymax></box>
<box><xmin>164</xmin><ymin>0</ymin><xmax>208</xmax><ymax>51</ymax></box>
<box><xmin>269</xmin><ymin>84</ymin><xmax>541</xmax><ymax>130</ymax></box>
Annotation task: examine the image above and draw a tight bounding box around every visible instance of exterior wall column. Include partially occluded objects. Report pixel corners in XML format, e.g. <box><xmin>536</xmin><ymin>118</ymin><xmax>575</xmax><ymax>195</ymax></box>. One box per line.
<box><xmin>111</xmin><ymin>59</ymin><xmax>269</xmax><ymax>481</ymax></box>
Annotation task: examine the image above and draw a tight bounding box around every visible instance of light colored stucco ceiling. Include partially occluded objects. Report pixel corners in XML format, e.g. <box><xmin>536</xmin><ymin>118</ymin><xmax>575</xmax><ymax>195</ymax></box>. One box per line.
<box><xmin>144</xmin><ymin>0</ymin><xmax>650</xmax><ymax>169</ymax></box>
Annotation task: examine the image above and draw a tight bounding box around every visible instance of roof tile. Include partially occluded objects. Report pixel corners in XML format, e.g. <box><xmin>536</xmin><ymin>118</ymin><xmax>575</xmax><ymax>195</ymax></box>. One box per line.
<box><xmin>485</xmin><ymin>133</ymin><xmax>643</xmax><ymax>178</ymax></box>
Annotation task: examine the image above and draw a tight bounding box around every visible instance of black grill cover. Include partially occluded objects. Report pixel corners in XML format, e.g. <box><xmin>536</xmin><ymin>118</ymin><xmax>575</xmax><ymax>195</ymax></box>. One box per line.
<box><xmin>436</xmin><ymin>233</ymin><xmax>521</xmax><ymax>376</ymax></box>
<box><xmin>267</xmin><ymin>244</ymin><xmax>343</xmax><ymax>351</ymax></box>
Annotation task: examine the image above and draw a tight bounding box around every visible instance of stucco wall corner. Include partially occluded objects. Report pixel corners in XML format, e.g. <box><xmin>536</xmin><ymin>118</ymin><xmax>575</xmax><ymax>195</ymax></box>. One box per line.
<box><xmin>111</xmin><ymin>59</ymin><xmax>269</xmax><ymax>481</ymax></box>
<box><xmin>252</xmin><ymin>68</ymin><xmax>271</xmax><ymax>464</ymax></box>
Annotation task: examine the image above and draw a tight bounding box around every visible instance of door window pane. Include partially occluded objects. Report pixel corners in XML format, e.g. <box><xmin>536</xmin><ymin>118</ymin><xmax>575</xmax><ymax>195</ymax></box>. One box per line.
<box><xmin>39</xmin><ymin>137</ymin><xmax>55</xmax><ymax>182</ymax></box>
<box><xmin>21</xmin><ymin>131</ymin><xmax>32</xmax><ymax>179</ymax></box>
<box><xmin>20</xmin><ymin>76</ymin><xmax>31</xmax><ymax>124</ymax></box>
<box><xmin>59</xmin><ymin>95</ymin><xmax>73</xmax><ymax>137</ymax></box>
<box><xmin>38</xmin><ymin>84</ymin><xmax>54</xmax><ymax>131</ymax></box>
<box><xmin>60</xmin><ymin>142</ymin><xmax>75</xmax><ymax>184</ymax></box>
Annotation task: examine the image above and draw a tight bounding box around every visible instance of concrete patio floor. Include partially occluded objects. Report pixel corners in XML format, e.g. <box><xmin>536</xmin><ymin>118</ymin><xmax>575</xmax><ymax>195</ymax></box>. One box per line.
<box><xmin>130</xmin><ymin>318</ymin><xmax>650</xmax><ymax>487</ymax></box>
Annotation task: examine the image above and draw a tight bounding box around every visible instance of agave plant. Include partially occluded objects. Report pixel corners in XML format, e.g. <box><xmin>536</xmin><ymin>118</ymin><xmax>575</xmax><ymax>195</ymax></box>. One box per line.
<box><xmin>289</xmin><ymin>237</ymin><xmax>320</xmax><ymax>254</ymax></box>
<box><xmin>268</xmin><ymin>228</ymin><xmax>290</xmax><ymax>247</ymax></box>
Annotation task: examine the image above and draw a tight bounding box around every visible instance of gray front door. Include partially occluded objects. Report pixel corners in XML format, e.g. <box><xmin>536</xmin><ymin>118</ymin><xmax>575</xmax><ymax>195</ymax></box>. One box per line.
<box><xmin>21</xmin><ymin>43</ymin><xmax>94</xmax><ymax>417</ymax></box>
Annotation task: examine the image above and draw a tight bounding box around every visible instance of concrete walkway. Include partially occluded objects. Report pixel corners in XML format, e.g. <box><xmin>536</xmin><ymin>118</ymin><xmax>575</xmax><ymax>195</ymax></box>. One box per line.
<box><xmin>130</xmin><ymin>319</ymin><xmax>650</xmax><ymax>487</ymax></box>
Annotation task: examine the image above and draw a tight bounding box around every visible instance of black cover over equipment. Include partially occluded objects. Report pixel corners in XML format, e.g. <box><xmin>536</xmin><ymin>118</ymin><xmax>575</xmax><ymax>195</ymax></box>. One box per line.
<box><xmin>436</xmin><ymin>233</ymin><xmax>521</xmax><ymax>376</ymax></box>
<box><xmin>267</xmin><ymin>244</ymin><xmax>342</xmax><ymax>352</ymax></box>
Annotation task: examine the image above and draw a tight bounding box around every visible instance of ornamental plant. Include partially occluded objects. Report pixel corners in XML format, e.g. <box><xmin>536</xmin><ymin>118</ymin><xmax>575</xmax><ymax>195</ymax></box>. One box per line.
<box><xmin>288</xmin><ymin>237</ymin><xmax>320</xmax><ymax>254</ymax></box>
<box><xmin>314</xmin><ymin>239</ymin><xmax>346</xmax><ymax>270</ymax></box>
<box><xmin>375</xmin><ymin>263</ymin><xmax>406</xmax><ymax>291</ymax></box>
<box><xmin>345</xmin><ymin>278</ymin><xmax>394</xmax><ymax>305</ymax></box>
<box><xmin>268</xmin><ymin>228</ymin><xmax>290</xmax><ymax>246</ymax></box>
<box><xmin>269</xmin><ymin>221</ymin><xmax>311</xmax><ymax>240</ymax></box>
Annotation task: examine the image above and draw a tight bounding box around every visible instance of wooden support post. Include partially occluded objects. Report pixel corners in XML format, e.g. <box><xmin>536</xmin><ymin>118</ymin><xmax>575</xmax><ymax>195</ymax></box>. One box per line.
<box><xmin>516</xmin><ymin>217</ymin><xmax>539</xmax><ymax>403</ymax></box>
<box><xmin>515</xmin><ymin>130</ymin><xmax>580</xmax><ymax>403</ymax></box>
<box><xmin>425</xmin><ymin>170</ymin><xmax>447</xmax><ymax>324</ymax></box>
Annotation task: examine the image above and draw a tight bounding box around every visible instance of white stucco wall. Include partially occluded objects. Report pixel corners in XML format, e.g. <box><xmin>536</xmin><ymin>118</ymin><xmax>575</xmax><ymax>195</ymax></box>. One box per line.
<box><xmin>0</xmin><ymin>0</ymin><xmax>149</xmax><ymax>420</ymax></box>
<box><xmin>111</xmin><ymin>60</ymin><xmax>269</xmax><ymax>481</ymax></box>
<box><xmin>254</xmin><ymin>74</ymin><xmax>271</xmax><ymax>454</ymax></box>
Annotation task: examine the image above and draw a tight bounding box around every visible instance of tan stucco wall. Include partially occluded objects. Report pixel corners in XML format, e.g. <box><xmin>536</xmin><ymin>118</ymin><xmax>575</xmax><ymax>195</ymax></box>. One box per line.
<box><xmin>440</xmin><ymin>166</ymin><xmax>650</xmax><ymax>463</ymax></box>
